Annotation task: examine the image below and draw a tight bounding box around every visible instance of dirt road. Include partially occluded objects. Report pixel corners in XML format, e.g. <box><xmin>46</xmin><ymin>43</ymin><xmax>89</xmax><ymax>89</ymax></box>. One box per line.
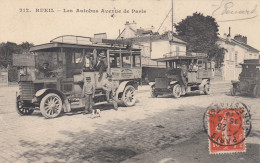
<box><xmin>0</xmin><ymin>81</ymin><xmax>259</xmax><ymax>162</ymax></box>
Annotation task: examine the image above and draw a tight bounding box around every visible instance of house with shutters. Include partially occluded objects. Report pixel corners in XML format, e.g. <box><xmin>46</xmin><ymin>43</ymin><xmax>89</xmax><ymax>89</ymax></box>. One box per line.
<box><xmin>117</xmin><ymin>21</ymin><xmax>187</xmax><ymax>83</ymax></box>
<box><xmin>217</xmin><ymin>28</ymin><xmax>260</xmax><ymax>80</ymax></box>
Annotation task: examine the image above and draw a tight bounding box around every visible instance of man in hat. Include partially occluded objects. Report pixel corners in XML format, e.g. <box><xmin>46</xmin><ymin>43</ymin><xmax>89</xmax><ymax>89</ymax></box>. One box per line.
<box><xmin>102</xmin><ymin>74</ymin><xmax>118</xmax><ymax>110</ymax></box>
<box><xmin>39</xmin><ymin>62</ymin><xmax>52</xmax><ymax>78</ymax></box>
<box><xmin>82</xmin><ymin>77</ymin><xmax>95</xmax><ymax>115</ymax></box>
<box><xmin>96</xmin><ymin>52</ymin><xmax>107</xmax><ymax>80</ymax></box>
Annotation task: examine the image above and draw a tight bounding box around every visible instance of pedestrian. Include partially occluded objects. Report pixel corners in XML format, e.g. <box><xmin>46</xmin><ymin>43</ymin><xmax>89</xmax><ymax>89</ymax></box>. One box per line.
<box><xmin>102</xmin><ymin>74</ymin><xmax>118</xmax><ymax>110</ymax></box>
<box><xmin>82</xmin><ymin>77</ymin><xmax>95</xmax><ymax>117</ymax></box>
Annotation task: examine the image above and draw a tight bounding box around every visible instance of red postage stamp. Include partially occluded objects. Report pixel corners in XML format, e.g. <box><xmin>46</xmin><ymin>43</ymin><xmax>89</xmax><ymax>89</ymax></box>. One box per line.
<box><xmin>203</xmin><ymin>101</ymin><xmax>251</xmax><ymax>154</ymax></box>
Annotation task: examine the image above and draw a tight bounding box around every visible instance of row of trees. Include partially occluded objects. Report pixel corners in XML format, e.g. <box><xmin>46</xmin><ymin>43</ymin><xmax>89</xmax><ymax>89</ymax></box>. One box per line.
<box><xmin>0</xmin><ymin>42</ymin><xmax>34</xmax><ymax>68</ymax></box>
<box><xmin>175</xmin><ymin>12</ymin><xmax>227</xmax><ymax>67</ymax></box>
<box><xmin>0</xmin><ymin>42</ymin><xmax>34</xmax><ymax>81</ymax></box>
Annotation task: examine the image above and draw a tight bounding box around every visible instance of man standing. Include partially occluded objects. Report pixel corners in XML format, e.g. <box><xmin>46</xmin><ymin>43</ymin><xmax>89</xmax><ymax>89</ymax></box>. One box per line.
<box><xmin>82</xmin><ymin>77</ymin><xmax>95</xmax><ymax>115</ymax></box>
<box><xmin>96</xmin><ymin>52</ymin><xmax>107</xmax><ymax>80</ymax></box>
<box><xmin>102</xmin><ymin>74</ymin><xmax>118</xmax><ymax>110</ymax></box>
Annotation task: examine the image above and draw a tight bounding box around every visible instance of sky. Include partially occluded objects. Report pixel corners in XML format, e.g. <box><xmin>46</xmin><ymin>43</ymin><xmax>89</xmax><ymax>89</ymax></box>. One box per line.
<box><xmin>0</xmin><ymin>0</ymin><xmax>259</xmax><ymax>50</ymax></box>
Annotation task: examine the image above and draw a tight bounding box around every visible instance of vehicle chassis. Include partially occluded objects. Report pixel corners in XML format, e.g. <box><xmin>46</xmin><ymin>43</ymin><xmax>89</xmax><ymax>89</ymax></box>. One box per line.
<box><xmin>149</xmin><ymin>55</ymin><xmax>213</xmax><ymax>98</ymax></box>
<box><xmin>231</xmin><ymin>59</ymin><xmax>260</xmax><ymax>97</ymax></box>
<box><xmin>15</xmin><ymin>36</ymin><xmax>142</xmax><ymax>118</ymax></box>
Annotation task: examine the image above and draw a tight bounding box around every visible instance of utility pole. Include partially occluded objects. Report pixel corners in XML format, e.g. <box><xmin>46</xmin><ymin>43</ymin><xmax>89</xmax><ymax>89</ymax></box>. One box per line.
<box><xmin>172</xmin><ymin>0</ymin><xmax>174</xmax><ymax>32</ymax></box>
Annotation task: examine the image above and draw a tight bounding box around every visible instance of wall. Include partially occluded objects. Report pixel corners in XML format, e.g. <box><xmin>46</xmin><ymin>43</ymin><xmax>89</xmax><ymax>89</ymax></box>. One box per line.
<box><xmin>0</xmin><ymin>69</ymin><xmax>8</xmax><ymax>86</ymax></box>
<box><xmin>217</xmin><ymin>39</ymin><xmax>259</xmax><ymax>80</ymax></box>
<box><xmin>136</xmin><ymin>40</ymin><xmax>186</xmax><ymax>68</ymax></box>
<box><xmin>170</xmin><ymin>42</ymin><xmax>186</xmax><ymax>57</ymax></box>
<box><xmin>135</xmin><ymin>42</ymin><xmax>166</xmax><ymax>68</ymax></box>
<box><xmin>150</xmin><ymin>40</ymin><xmax>186</xmax><ymax>59</ymax></box>
<box><xmin>150</xmin><ymin>40</ymin><xmax>170</xmax><ymax>59</ymax></box>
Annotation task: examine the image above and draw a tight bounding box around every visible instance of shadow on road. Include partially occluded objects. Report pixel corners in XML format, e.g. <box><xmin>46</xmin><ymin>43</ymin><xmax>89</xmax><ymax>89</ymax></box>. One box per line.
<box><xmin>16</xmin><ymin>101</ymin><xmax>259</xmax><ymax>162</ymax></box>
<box><xmin>17</xmin><ymin>104</ymin><xmax>204</xmax><ymax>162</ymax></box>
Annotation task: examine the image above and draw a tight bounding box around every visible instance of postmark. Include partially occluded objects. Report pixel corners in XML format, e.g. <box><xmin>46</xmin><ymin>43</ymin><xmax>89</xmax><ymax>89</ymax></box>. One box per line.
<box><xmin>203</xmin><ymin>100</ymin><xmax>251</xmax><ymax>154</ymax></box>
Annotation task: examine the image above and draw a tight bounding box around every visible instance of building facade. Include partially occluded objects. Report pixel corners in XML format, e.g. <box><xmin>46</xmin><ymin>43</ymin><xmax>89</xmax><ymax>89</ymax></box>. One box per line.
<box><xmin>217</xmin><ymin>34</ymin><xmax>260</xmax><ymax>80</ymax></box>
<box><xmin>118</xmin><ymin>21</ymin><xmax>187</xmax><ymax>83</ymax></box>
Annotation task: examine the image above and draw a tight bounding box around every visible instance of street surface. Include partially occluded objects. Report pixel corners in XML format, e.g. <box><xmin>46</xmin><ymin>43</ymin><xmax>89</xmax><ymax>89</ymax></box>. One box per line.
<box><xmin>0</xmin><ymin>81</ymin><xmax>259</xmax><ymax>163</ymax></box>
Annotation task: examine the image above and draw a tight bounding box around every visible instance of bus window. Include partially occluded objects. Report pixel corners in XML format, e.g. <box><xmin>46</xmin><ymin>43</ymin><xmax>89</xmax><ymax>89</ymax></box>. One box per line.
<box><xmin>133</xmin><ymin>54</ymin><xmax>141</xmax><ymax>67</ymax></box>
<box><xmin>72</xmin><ymin>52</ymin><xmax>83</xmax><ymax>64</ymax></box>
<box><xmin>198</xmin><ymin>60</ymin><xmax>203</xmax><ymax>69</ymax></box>
<box><xmin>109</xmin><ymin>53</ymin><xmax>120</xmax><ymax>68</ymax></box>
<box><xmin>207</xmin><ymin>62</ymin><xmax>211</xmax><ymax>69</ymax></box>
<box><xmin>122</xmin><ymin>53</ymin><xmax>131</xmax><ymax>68</ymax></box>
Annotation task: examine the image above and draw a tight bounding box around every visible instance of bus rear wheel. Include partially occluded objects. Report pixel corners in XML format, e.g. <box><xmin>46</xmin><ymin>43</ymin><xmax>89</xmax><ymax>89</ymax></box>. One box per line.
<box><xmin>203</xmin><ymin>83</ymin><xmax>210</xmax><ymax>95</ymax></box>
<box><xmin>122</xmin><ymin>85</ymin><xmax>136</xmax><ymax>107</ymax></box>
<box><xmin>172</xmin><ymin>84</ymin><xmax>181</xmax><ymax>98</ymax></box>
<box><xmin>150</xmin><ymin>86</ymin><xmax>158</xmax><ymax>98</ymax></box>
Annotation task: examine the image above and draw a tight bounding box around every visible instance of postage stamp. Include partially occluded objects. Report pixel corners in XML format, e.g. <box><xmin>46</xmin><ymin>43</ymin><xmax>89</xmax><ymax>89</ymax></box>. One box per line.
<box><xmin>203</xmin><ymin>100</ymin><xmax>251</xmax><ymax>154</ymax></box>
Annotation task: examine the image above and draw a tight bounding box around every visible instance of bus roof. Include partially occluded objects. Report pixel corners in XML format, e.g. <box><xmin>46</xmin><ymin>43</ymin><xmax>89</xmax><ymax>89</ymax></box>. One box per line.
<box><xmin>240</xmin><ymin>59</ymin><xmax>260</xmax><ymax>66</ymax></box>
<box><xmin>30</xmin><ymin>35</ymin><xmax>141</xmax><ymax>52</ymax></box>
<box><xmin>152</xmin><ymin>55</ymin><xmax>208</xmax><ymax>62</ymax></box>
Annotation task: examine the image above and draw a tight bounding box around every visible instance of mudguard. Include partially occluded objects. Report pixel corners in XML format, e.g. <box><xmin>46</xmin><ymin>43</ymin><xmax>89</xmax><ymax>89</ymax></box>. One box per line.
<box><xmin>231</xmin><ymin>80</ymin><xmax>239</xmax><ymax>84</ymax></box>
<box><xmin>170</xmin><ymin>81</ymin><xmax>178</xmax><ymax>85</ymax></box>
<box><xmin>35</xmin><ymin>89</ymin><xmax>48</xmax><ymax>97</ymax></box>
<box><xmin>35</xmin><ymin>88</ymin><xmax>71</xmax><ymax>112</ymax></box>
<box><xmin>115</xmin><ymin>81</ymin><xmax>138</xmax><ymax>100</ymax></box>
<box><xmin>199</xmin><ymin>79</ymin><xmax>209</xmax><ymax>89</ymax></box>
<box><xmin>116</xmin><ymin>81</ymin><xmax>129</xmax><ymax>93</ymax></box>
<box><xmin>149</xmin><ymin>82</ymin><xmax>155</xmax><ymax>86</ymax></box>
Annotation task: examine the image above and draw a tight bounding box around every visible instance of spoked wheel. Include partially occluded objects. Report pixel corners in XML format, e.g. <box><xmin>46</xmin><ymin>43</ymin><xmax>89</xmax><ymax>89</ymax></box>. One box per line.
<box><xmin>150</xmin><ymin>86</ymin><xmax>158</xmax><ymax>98</ymax></box>
<box><xmin>16</xmin><ymin>95</ymin><xmax>34</xmax><ymax>115</ymax></box>
<box><xmin>252</xmin><ymin>85</ymin><xmax>259</xmax><ymax>98</ymax></box>
<box><xmin>122</xmin><ymin>85</ymin><xmax>136</xmax><ymax>107</ymax></box>
<box><xmin>172</xmin><ymin>84</ymin><xmax>181</xmax><ymax>98</ymax></box>
<box><xmin>203</xmin><ymin>83</ymin><xmax>210</xmax><ymax>95</ymax></box>
<box><xmin>40</xmin><ymin>93</ymin><xmax>63</xmax><ymax>118</ymax></box>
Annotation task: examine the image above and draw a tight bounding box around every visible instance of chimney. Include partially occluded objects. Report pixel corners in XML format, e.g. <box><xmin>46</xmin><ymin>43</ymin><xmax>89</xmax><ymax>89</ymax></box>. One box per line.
<box><xmin>227</xmin><ymin>27</ymin><xmax>231</xmax><ymax>37</ymax></box>
<box><xmin>151</xmin><ymin>25</ymin><xmax>155</xmax><ymax>32</ymax></box>
<box><xmin>242</xmin><ymin>36</ymin><xmax>247</xmax><ymax>44</ymax></box>
<box><xmin>234</xmin><ymin>34</ymin><xmax>247</xmax><ymax>44</ymax></box>
<box><xmin>226</xmin><ymin>27</ymin><xmax>231</xmax><ymax>41</ymax></box>
<box><xmin>125</xmin><ymin>21</ymin><xmax>130</xmax><ymax>30</ymax></box>
<box><xmin>131</xmin><ymin>20</ymin><xmax>137</xmax><ymax>30</ymax></box>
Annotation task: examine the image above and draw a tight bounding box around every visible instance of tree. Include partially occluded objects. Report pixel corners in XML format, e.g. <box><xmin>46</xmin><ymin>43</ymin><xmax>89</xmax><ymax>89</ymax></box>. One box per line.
<box><xmin>0</xmin><ymin>42</ymin><xmax>34</xmax><ymax>68</ymax></box>
<box><xmin>0</xmin><ymin>42</ymin><xmax>19</xmax><ymax>68</ymax></box>
<box><xmin>175</xmin><ymin>12</ymin><xmax>226</xmax><ymax>67</ymax></box>
<box><xmin>19</xmin><ymin>42</ymin><xmax>34</xmax><ymax>52</ymax></box>
<box><xmin>0</xmin><ymin>41</ymin><xmax>34</xmax><ymax>82</ymax></box>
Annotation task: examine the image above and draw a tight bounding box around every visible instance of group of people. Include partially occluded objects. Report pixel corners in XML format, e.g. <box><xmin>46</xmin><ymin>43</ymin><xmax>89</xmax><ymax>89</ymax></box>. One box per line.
<box><xmin>181</xmin><ymin>61</ymin><xmax>198</xmax><ymax>73</ymax></box>
<box><xmin>179</xmin><ymin>61</ymin><xmax>199</xmax><ymax>85</ymax></box>
<box><xmin>85</xmin><ymin>51</ymin><xmax>108</xmax><ymax>80</ymax></box>
<box><xmin>188</xmin><ymin>62</ymin><xmax>199</xmax><ymax>72</ymax></box>
<box><xmin>82</xmin><ymin>73</ymin><xmax>118</xmax><ymax>118</ymax></box>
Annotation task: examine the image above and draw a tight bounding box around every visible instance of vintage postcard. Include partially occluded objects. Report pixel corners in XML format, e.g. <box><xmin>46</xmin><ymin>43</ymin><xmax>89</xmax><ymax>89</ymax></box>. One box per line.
<box><xmin>0</xmin><ymin>0</ymin><xmax>259</xmax><ymax>162</ymax></box>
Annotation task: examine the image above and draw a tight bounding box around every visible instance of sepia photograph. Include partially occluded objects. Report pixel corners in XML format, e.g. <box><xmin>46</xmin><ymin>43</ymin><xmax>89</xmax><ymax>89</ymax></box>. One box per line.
<box><xmin>0</xmin><ymin>0</ymin><xmax>259</xmax><ymax>162</ymax></box>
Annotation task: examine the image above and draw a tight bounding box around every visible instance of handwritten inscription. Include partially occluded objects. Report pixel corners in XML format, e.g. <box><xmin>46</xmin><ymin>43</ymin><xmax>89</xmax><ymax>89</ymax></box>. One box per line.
<box><xmin>212</xmin><ymin>0</ymin><xmax>258</xmax><ymax>22</ymax></box>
